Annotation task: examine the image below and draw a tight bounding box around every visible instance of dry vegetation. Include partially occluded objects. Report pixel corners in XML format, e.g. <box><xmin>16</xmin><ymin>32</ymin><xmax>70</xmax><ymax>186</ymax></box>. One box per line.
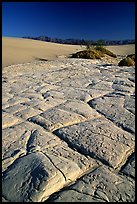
<box><xmin>71</xmin><ymin>44</ymin><xmax>117</xmax><ymax>60</ymax></box>
<box><xmin>118</xmin><ymin>55</ymin><xmax>135</xmax><ymax>66</ymax></box>
<box><xmin>71</xmin><ymin>42</ymin><xmax>135</xmax><ymax>67</ymax></box>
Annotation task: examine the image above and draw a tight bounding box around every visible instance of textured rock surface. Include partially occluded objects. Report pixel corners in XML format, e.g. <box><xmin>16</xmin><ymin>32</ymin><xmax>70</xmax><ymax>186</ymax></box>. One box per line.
<box><xmin>48</xmin><ymin>166</ymin><xmax>135</xmax><ymax>202</ymax></box>
<box><xmin>54</xmin><ymin>117</ymin><xmax>134</xmax><ymax>169</ymax></box>
<box><xmin>2</xmin><ymin>58</ymin><xmax>135</xmax><ymax>202</ymax></box>
<box><xmin>120</xmin><ymin>153</ymin><xmax>135</xmax><ymax>179</ymax></box>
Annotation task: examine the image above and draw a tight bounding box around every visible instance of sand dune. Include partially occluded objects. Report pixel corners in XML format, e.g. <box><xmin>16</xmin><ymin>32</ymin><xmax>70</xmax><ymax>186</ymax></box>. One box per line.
<box><xmin>2</xmin><ymin>37</ymin><xmax>82</xmax><ymax>68</ymax></box>
<box><xmin>105</xmin><ymin>44</ymin><xmax>135</xmax><ymax>56</ymax></box>
<box><xmin>2</xmin><ymin>37</ymin><xmax>135</xmax><ymax>68</ymax></box>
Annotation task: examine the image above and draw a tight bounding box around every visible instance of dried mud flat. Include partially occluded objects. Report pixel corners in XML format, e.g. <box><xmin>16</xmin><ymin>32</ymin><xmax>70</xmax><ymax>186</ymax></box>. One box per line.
<box><xmin>2</xmin><ymin>58</ymin><xmax>135</xmax><ymax>202</ymax></box>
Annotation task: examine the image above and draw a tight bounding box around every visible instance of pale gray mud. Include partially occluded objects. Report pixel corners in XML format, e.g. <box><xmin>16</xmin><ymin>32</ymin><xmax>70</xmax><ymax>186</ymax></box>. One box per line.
<box><xmin>2</xmin><ymin>58</ymin><xmax>135</xmax><ymax>202</ymax></box>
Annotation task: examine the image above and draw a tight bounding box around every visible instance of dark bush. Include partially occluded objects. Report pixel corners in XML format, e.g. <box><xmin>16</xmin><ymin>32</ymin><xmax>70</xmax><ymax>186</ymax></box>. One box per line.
<box><xmin>71</xmin><ymin>50</ymin><xmax>102</xmax><ymax>59</ymax></box>
<box><xmin>71</xmin><ymin>45</ymin><xmax>117</xmax><ymax>60</ymax></box>
<box><xmin>118</xmin><ymin>57</ymin><xmax>135</xmax><ymax>66</ymax></box>
<box><xmin>127</xmin><ymin>54</ymin><xmax>135</xmax><ymax>62</ymax></box>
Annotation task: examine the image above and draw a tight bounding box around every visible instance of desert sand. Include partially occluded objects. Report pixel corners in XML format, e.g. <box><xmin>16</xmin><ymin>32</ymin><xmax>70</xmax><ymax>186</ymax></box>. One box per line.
<box><xmin>2</xmin><ymin>37</ymin><xmax>135</xmax><ymax>68</ymax></box>
<box><xmin>2</xmin><ymin>37</ymin><xmax>82</xmax><ymax>68</ymax></box>
<box><xmin>105</xmin><ymin>44</ymin><xmax>135</xmax><ymax>56</ymax></box>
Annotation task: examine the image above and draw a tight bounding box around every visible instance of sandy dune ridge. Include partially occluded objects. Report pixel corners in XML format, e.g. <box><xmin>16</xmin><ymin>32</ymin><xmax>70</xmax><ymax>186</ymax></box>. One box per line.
<box><xmin>2</xmin><ymin>37</ymin><xmax>135</xmax><ymax>68</ymax></box>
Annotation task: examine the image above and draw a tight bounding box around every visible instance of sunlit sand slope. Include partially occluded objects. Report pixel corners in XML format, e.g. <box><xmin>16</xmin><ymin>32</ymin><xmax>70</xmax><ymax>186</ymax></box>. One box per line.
<box><xmin>2</xmin><ymin>37</ymin><xmax>135</xmax><ymax>68</ymax></box>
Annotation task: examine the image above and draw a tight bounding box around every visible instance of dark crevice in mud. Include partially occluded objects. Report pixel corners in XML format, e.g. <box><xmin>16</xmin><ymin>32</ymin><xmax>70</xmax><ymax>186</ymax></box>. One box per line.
<box><xmin>123</xmin><ymin>106</ymin><xmax>135</xmax><ymax>115</ymax></box>
<box><xmin>44</xmin><ymin>165</ymin><xmax>100</xmax><ymax>202</ymax></box>
<box><xmin>41</xmin><ymin>151</ymin><xmax>67</xmax><ymax>181</ymax></box>
<box><xmin>53</xmin><ymin>129</ymin><xmax>111</xmax><ymax>168</ymax></box>
<box><xmin>119</xmin><ymin>124</ymin><xmax>134</xmax><ymax>135</ymax></box>
<box><xmin>119</xmin><ymin>152</ymin><xmax>135</xmax><ymax>180</ymax></box>
<box><xmin>2</xmin><ymin>149</ymin><xmax>21</xmax><ymax>162</ymax></box>
<box><xmin>34</xmin><ymin>57</ymin><xmax>48</xmax><ymax>62</ymax></box>
<box><xmin>128</xmin><ymin>77</ymin><xmax>135</xmax><ymax>83</ymax></box>
<box><xmin>86</xmin><ymin>80</ymin><xmax>101</xmax><ymax>88</ymax></box>
<box><xmin>26</xmin><ymin>130</ymin><xmax>38</xmax><ymax>152</ymax></box>
<box><xmin>27</xmin><ymin>117</ymin><xmax>50</xmax><ymax>131</ymax></box>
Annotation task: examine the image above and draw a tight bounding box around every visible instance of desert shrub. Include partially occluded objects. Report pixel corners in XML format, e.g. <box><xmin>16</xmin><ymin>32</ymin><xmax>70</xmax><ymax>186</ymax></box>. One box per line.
<box><xmin>95</xmin><ymin>46</ymin><xmax>117</xmax><ymax>58</ymax></box>
<box><xmin>84</xmin><ymin>40</ymin><xmax>95</xmax><ymax>51</ymax></box>
<box><xmin>127</xmin><ymin>54</ymin><xmax>135</xmax><ymax>62</ymax></box>
<box><xmin>96</xmin><ymin>40</ymin><xmax>105</xmax><ymax>47</ymax></box>
<box><xmin>71</xmin><ymin>44</ymin><xmax>116</xmax><ymax>60</ymax></box>
<box><xmin>118</xmin><ymin>57</ymin><xmax>135</xmax><ymax>66</ymax></box>
<box><xmin>71</xmin><ymin>49</ymin><xmax>101</xmax><ymax>59</ymax></box>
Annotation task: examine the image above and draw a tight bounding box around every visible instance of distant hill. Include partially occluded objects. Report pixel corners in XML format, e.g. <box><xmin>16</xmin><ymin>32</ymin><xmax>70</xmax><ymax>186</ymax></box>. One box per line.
<box><xmin>22</xmin><ymin>36</ymin><xmax>135</xmax><ymax>46</ymax></box>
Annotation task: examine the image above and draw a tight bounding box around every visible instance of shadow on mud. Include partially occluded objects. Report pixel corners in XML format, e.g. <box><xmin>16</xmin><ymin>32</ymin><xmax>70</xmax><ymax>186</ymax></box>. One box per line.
<box><xmin>34</xmin><ymin>57</ymin><xmax>48</xmax><ymax>61</ymax></box>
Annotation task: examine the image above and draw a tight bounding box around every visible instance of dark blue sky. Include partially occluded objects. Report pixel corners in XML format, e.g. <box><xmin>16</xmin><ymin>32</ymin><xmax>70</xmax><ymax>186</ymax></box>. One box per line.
<box><xmin>2</xmin><ymin>2</ymin><xmax>135</xmax><ymax>40</ymax></box>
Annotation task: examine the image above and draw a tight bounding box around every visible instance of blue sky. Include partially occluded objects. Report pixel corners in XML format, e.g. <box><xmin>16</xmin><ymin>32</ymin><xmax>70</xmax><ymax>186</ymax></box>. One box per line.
<box><xmin>2</xmin><ymin>2</ymin><xmax>135</xmax><ymax>40</ymax></box>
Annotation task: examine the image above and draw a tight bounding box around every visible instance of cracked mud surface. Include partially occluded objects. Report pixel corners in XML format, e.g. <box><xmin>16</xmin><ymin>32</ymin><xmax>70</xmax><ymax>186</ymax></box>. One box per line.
<box><xmin>2</xmin><ymin>58</ymin><xmax>135</xmax><ymax>202</ymax></box>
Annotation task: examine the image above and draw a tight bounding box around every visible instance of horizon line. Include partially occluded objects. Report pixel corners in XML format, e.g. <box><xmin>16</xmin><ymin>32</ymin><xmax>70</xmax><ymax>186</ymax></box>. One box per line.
<box><xmin>2</xmin><ymin>35</ymin><xmax>135</xmax><ymax>42</ymax></box>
